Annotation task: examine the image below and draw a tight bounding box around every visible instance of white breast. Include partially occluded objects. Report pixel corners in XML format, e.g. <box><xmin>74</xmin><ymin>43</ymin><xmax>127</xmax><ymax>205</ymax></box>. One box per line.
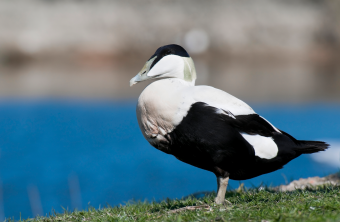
<box><xmin>137</xmin><ymin>78</ymin><xmax>256</xmax><ymax>145</ymax></box>
<box><xmin>136</xmin><ymin>79</ymin><xmax>187</xmax><ymax>144</ymax></box>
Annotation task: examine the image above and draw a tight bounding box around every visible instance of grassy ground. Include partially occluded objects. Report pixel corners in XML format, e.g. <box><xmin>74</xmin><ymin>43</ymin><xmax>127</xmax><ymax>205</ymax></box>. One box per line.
<box><xmin>9</xmin><ymin>185</ymin><xmax>340</xmax><ymax>222</ymax></box>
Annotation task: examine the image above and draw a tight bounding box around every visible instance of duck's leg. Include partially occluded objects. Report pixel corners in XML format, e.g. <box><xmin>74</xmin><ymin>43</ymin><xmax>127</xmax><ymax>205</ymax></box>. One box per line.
<box><xmin>213</xmin><ymin>167</ymin><xmax>231</xmax><ymax>205</ymax></box>
<box><xmin>215</xmin><ymin>176</ymin><xmax>229</xmax><ymax>204</ymax></box>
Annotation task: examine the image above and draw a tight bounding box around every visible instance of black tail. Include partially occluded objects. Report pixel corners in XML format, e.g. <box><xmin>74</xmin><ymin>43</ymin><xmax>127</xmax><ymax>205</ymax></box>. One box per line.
<box><xmin>294</xmin><ymin>140</ymin><xmax>329</xmax><ymax>154</ymax></box>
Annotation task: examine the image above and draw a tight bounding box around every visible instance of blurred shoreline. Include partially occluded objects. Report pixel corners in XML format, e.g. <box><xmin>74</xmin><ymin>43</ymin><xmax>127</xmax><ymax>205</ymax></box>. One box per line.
<box><xmin>0</xmin><ymin>0</ymin><xmax>339</xmax><ymax>102</ymax></box>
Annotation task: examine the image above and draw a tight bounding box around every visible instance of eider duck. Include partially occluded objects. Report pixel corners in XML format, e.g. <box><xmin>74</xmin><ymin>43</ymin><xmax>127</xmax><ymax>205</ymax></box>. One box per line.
<box><xmin>130</xmin><ymin>44</ymin><xmax>329</xmax><ymax>204</ymax></box>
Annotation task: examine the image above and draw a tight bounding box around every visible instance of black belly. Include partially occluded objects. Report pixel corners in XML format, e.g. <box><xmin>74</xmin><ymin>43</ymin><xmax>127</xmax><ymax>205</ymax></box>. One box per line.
<box><xmin>159</xmin><ymin>102</ymin><xmax>300</xmax><ymax>180</ymax></box>
<box><xmin>169</xmin><ymin>143</ymin><xmax>294</xmax><ymax>180</ymax></box>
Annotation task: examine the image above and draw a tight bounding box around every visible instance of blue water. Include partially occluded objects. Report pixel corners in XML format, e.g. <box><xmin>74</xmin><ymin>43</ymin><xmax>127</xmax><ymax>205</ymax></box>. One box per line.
<box><xmin>0</xmin><ymin>100</ymin><xmax>339</xmax><ymax>219</ymax></box>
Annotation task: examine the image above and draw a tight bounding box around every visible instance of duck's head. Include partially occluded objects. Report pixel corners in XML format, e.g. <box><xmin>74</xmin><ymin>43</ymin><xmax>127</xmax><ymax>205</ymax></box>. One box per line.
<box><xmin>130</xmin><ymin>44</ymin><xmax>197</xmax><ymax>86</ymax></box>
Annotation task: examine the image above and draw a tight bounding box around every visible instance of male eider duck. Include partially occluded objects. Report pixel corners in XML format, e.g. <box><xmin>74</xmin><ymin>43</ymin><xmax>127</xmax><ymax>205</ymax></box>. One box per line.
<box><xmin>130</xmin><ymin>44</ymin><xmax>329</xmax><ymax>204</ymax></box>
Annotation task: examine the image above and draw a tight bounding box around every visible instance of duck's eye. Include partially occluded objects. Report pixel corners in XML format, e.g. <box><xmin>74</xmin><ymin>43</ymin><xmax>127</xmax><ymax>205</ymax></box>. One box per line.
<box><xmin>166</xmin><ymin>50</ymin><xmax>171</xmax><ymax>55</ymax></box>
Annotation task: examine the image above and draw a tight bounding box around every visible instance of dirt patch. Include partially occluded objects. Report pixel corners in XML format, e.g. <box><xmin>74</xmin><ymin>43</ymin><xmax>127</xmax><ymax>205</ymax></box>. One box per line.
<box><xmin>275</xmin><ymin>173</ymin><xmax>340</xmax><ymax>191</ymax></box>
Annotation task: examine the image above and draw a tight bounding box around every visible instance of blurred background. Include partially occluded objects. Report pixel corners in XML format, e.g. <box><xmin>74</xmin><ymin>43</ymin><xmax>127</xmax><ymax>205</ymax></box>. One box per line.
<box><xmin>0</xmin><ymin>0</ymin><xmax>339</xmax><ymax>220</ymax></box>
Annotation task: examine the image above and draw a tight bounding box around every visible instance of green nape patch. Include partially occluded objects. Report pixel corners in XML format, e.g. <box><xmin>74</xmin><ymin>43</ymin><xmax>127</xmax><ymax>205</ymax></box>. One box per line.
<box><xmin>8</xmin><ymin>186</ymin><xmax>340</xmax><ymax>222</ymax></box>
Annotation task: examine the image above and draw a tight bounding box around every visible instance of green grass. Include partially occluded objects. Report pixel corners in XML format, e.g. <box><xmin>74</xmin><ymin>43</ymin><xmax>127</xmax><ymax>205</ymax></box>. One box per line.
<box><xmin>7</xmin><ymin>185</ymin><xmax>340</xmax><ymax>222</ymax></box>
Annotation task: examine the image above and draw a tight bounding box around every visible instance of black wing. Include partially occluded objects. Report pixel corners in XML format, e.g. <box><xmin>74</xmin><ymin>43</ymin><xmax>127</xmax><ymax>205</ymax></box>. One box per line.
<box><xmin>165</xmin><ymin>102</ymin><xmax>327</xmax><ymax>180</ymax></box>
<box><xmin>167</xmin><ymin>102</ymin><xmax>260</xmax><ymax>172</ymax></box>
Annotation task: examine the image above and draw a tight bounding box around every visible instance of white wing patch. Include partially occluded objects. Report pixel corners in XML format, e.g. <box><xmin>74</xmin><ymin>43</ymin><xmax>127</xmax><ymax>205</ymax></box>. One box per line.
<box><xmin>240</xmin><ymin>133</ymin><xmax>278</xmax><ymax>159</ymax></box>
<box><xmin>260</xmin><ymin>116</ymin><xmax>281</xmax><ymax>133</ymax></box>
<box><xmin>214</xmin><ymin>107</ymin><xmax>236</xmax><ymax>119</ymax></box>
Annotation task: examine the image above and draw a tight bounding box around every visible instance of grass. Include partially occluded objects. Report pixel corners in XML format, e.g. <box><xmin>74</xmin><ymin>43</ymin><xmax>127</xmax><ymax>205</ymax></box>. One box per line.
<box><xmin>8</xmin><ymin>185</ymin><xmax>340</xmax><ymax>222</ymax></box>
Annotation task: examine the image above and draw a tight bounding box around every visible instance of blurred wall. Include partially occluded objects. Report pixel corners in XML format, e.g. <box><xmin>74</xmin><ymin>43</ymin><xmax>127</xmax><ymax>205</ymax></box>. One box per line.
<box><xmin>0</xmin><ymin>0</ymin><xmax>339</xmax><ymax>102</ymax></box>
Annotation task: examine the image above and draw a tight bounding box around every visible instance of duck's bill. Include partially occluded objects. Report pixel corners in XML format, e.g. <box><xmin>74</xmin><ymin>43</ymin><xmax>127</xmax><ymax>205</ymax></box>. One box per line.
<box><xmin>130</xmin><ymin>57</ymin><xmax>157</xmax><ymax>87</ymax></box>
<box><xmin>130</xmin><ymin>74</ymin><xmax>141</xmax><ymax>87</ymax></box>
<box><xmin>130</xmin><ymin>71</ymin><xmax>154</xmax><ymax>86</ymax></box>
